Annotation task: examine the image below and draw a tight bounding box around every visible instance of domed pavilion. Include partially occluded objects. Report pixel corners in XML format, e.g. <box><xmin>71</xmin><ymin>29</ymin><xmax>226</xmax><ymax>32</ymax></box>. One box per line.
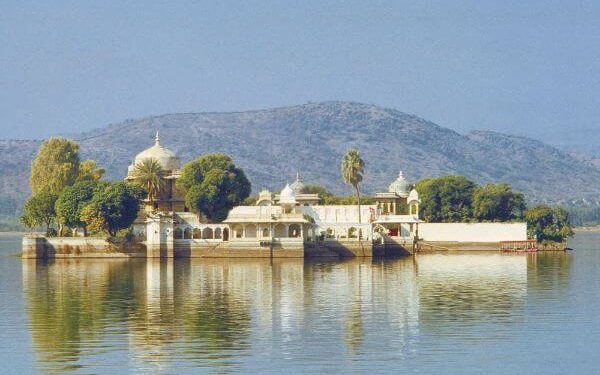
<box><xmin>375</xmin><ymin>170</ymin><xmax>412</xmax><ymax>215</ymax></box>
<box><xmin>126</xmin><ymin>132</ymin><xmax>185</xmax><ymax>215</ymax></box>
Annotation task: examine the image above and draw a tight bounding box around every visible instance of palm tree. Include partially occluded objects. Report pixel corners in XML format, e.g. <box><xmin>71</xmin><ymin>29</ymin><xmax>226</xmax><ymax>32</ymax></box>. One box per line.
<box><xmin>341</xmin><ymin>149</ymin><xmax>365</xmax><ymax>223</ymax></box>
<box><xmin>133</xmin><ymin>158</ymin><xmax>165</xmax><ymax>203</ymax></box>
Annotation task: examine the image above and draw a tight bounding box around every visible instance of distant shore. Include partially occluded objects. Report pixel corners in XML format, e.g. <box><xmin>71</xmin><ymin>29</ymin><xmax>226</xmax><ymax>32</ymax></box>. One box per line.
<box><xmin>574</xmin><ymin>225</ymin><xmax>600</xmax><ymax>233</ymax></box>
<box><xmin>0</xmin><ymin>231</ymin><xmax>25</xmax><ymax>236</ymax></box>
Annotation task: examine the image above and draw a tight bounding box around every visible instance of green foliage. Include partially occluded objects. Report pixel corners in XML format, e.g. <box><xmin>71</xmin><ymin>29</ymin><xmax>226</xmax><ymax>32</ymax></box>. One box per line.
<box><xmin>30</xmin><ymin>138</ymin><xmax>80</xmax><ymax>195</ymax></box>
<box><xmin>131</xmin><ymin>158</ymin><xmax>165</xmax><ymax>201</ymax></box>
<box><xmin>303</xmin><ymin>213</ymin><xmax>315</xmax><ymax>224</ymax></box>
<box><xmin>415</xmin><ymin>175</ymin><xmax>476</xmax><ymax>222</ymax></box>
<box><xmin>177</xmin><ymin>153</ymin><xmax>251</xmax><ymax>222</ymax></box>
<box><xmin>20</xmin><ymin>191</ymin><xmax>58</xmax><ymax>233</ymax></box>
<box><xmin>80</xmin><ymin>182</ymin><xmax>142</xmax><ymax>236</ymax></box>
<box><xmin>302</xmin><ymin>184</ymin><xmax>336</xmax><ymax>204</ymax></box>
<box><xmin>341</xmin><ymin>149</ymin><xmax>365</xmax><ymax>189</ymax></box>
<box><xmin>525</xmin><ymin>205</ymin><xmax>574</xmax><ymax>242</ymax></box>
<box><xmin>76</xmin><ymin>160</ymin><xmax>105</xmax><ymax>183</ymax></box>
<box><xmin>567</xmin><ymin>205</ymin><xmax>600</xmax><ymax>227</ymax></box>
<box><xmin>472</xmin><ymin>183</ymin><xmax>525</xmax><ymax>222</ymax></box>
<box><xmin>55</xmin><ymin>181</ymin><xmax>103</xmax><ymax>232</ymax></box>
<box><xmin>242</xmin><ymin>196</ymin><xmax>257</xmax><ymax>205</ymax></box>
<box><xmin>341</xmin><ymin>149</ymin><xmax>365</xmax><ymax>222</ymax></box>
<box><xmin>302</xmin><ymin>184</ymin><xmax>375</xmax><ymax>205</ymax></box>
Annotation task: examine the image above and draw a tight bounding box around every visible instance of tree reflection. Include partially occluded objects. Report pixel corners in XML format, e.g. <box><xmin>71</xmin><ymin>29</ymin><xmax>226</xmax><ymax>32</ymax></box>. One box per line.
<box><xmin>22</xmin><ymin>258</ymin><xmax>253</xmax><ymax>373</ymax></box>
<box><xmin>526</xmin><ymin>251</ymin><xmax>572</xmax><ymax>295</ymax></box>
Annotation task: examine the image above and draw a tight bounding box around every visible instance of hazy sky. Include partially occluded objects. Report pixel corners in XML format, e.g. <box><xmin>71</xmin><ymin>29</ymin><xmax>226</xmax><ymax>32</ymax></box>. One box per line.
<box><xmin>1</xmin><ymin>1</ymin><xmax>599</xmax><ymax>146</ymax></box>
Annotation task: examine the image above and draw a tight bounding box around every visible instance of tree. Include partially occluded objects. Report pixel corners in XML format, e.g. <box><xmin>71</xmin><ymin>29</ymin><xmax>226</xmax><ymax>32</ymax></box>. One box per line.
<box><xmin>80</xmin><ymin>182</ymin><xmax>144</xmax><ymax>236</ymax></box>
<box><xmin>415</xmin><ymin>175</ymin><xmax>476</xmax><ymax>222</ymax></box>
<box><xmin>341</xmin><ymin>149</ymin><xmax>365</xmax><ymax>223</ymax></box>
<box><xmin>302</xmin><ymin>184</ymin><xmax>335</xmax><ymax>204</ymax></box>
<box><xmin>55</xmin><ymin>180</ymin><xmax>103</xmax><ymax>235</ymax></box>
<box><xmin>525</xmin><ymin>205</ymin><xmax>574</xmax><ymax>242</ymax></box>
<box><xmin>177</xmin><ymin>153</ymin><xmax>251</xmax><ymax>222</ymax></box>
<box><xmin>303</xmin><ymin>183</ymin><xmax>376</xmax><ymax>205</ymax></box>
<box><xmin>20</xmin><ymin>191</ymin><xmax>58</xmax><ymax>234</ymax></box>
<box><xmin>472</xmin><ymin>183</ymin><xmax>525</xmax><ymax>222</ymax></box>
<box><xmin>131</xmin><ymin>158</ymin><xmax>165</xmax><ymax>202</ymax></box>
<box><xmin>76</xmin><ymin>160</ymin><xmax>105</xmax><ymax>183</ymax></box>
<box><xmin>30</xmin><ymin>138</ymin><xmax>80</xmax><ymax>195</ymax></box>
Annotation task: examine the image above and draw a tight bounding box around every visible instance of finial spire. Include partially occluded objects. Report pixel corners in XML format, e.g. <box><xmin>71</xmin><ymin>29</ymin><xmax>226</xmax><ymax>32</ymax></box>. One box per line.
<box><xmin>155</xmin><ymin>131</ymin><xmax>160</xmax><ymax>145</ymax></box>
<box><xmin>296</xmin><ymin>172</ymin><xmax>300</xmax><ymax>181</ymax></box>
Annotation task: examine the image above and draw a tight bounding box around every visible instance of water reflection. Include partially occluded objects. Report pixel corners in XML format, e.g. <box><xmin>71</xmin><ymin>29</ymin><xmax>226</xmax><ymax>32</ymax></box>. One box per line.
<box><xmin>22</xmin><ymin>252</ymin><xmax>572</xmax><ymax>373</ymax></box>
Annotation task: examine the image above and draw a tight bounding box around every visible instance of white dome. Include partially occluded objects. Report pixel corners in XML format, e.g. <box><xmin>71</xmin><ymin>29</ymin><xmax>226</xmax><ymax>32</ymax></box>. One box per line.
<box><xmin>289</xmin><ymin>172</ymin><xmax>306</xmax><ymax>194</ymax></box>
<box><xmin>130</xmin><ymin>132</ymin><xmax>180</xmax><ymax>172</ymax></box>
<box><xmin>388</xmin><ymin>171</ymin><xmax>409</xmax><ymax>197</ymax></box>
<box><xmin>279</xmin><ymin>184</ymin><xmax>297</xmax><ymax>205</ymax></box>
<box><xmin>407</xmin><ymin>189</ymin><xmax>420</xmax><ymax>203</ymax></box>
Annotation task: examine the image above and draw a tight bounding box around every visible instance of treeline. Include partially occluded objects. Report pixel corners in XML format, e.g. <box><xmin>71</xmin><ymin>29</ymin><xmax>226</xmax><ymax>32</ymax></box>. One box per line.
<box><xmin>567</xmin><ymin>205</ymin><xmax>600</xmax><ymax>227</ymax></box>
<box><xmin>416</xmin><ymin>176</ymin><xmax>525</xmax><ymax>223</ymax></box>
<box><xmin>288</xmin><ymin>174</ymin><xmax>573</xmax><ymax>242</ymax></box>
<box><xmin>20</xmin><ymin>138</ymin><xmax>253</xmax><ymax>236</ymax></box>
<box><xmin>20</xmin><ymin>138</ymin><xmax>144</xmax><ymax>237</ymax></box>
<box><xmin>0</xmin><ymin>196</ymin><xmax>22</xmax><ymax>231</ymax></box>
<box><xmin>414</xmin><ymin>175</ymin><xmax>573</xmax><ymax>242</ymax></box>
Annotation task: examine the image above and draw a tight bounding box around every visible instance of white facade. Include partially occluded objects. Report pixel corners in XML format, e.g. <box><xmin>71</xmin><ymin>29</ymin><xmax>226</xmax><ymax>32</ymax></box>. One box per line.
<box><xmin>301</xmin><ymin>205</ymin><xmax>375</xmax><ymax>241</ymax></box>
<box><xmin>418</xmin><ymin>223</ymin><xmax>527</xmax><ymax>243</ymax></box>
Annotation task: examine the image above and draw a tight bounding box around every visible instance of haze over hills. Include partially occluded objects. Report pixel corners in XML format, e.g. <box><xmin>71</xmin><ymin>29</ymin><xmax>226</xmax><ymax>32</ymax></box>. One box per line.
<box><xmin>1</xmin><ymin>101</ymin><xmax>599</xmax><ymax>217</ymax></box>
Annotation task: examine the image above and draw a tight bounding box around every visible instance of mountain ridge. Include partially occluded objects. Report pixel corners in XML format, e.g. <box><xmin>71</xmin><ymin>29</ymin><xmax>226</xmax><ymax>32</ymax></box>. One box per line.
<box><xmin>1</xmin><ymin>101</ymin><xmax>599</xmax><ymax>215</ymax></box>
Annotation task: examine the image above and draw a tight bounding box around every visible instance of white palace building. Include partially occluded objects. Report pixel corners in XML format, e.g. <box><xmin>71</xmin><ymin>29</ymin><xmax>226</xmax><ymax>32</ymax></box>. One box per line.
<box><xmin>127</xmin><ymin>135</ymin><xmax>528</xmax><ymax>258</ymax></box>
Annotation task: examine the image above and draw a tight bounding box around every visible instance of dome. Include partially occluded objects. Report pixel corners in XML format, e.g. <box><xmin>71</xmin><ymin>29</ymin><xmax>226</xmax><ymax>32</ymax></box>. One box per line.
<box><xmin>289</xmin><ymin>172</ymin><xmax>306</xmax><ymax>194</ymax></box>
<box><xmin>407</xmin><ymin>189</ymin><xmax>420</xmax><ymax>203</ymax></box>
<box><xmin>130</xmin><ymin>132</ymin><xmax>180</xmax><ymax>172</ymax></box>
<box><xmin>388</xmin><ymin>171</ymin><xmax>409</xmax><ymax>197</ymax></box>
<box><xmin>279</xmin><ymin>184</ymin><xmax>297</xmax><ymax>205</ymax></box>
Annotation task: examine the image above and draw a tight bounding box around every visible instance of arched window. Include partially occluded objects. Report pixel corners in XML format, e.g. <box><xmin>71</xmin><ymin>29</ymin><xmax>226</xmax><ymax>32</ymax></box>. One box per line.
<box><xmin>214</xmin><ymin>227</ymin><xmax>222</xmax><ymax>239</ymax></box>
<box><xmin>193</xmin><ymin>228</ymin><xmax>201</xmax><ymax>239</ymax></box>
<box><xmin>231</xmin><ymin>225</ymin><xmax>243</xmax><ymax>238</ymax></box>
<box><xmin>325</xmin><ymin>228</ymin><xmax>334</xmax><ymax>238</ymax></box>
<box><xmin>274</xmin><ymin>224</ymin><xmax>287</xmax><ymax>238</ymax></box>
<box><xmin>202</xmin><ymin>227</ymin><xmax>213</xmax><ymax>239</ymax></box>
<box><xmin>184</xmin><ymin>227</ymin><xmax>192</xmax><ymax>239</ymax></box>
<box><xmin>348</xmin><ymin>227</ymin><xmax>357</xmax><ymax>239</ymax></box>
<box><xmin>262</xmin><ymin>228</ymin><xmax>270</xmax><ymax>238</ymax></box>
<box><xmin>245</xmin><ymin>224</ymin><xmax>257</xmax><ymax>238</ymax></box>
<box><xmin>222</xmin><ymin>228</ymin><xmax>229</xmax><ymax>241</ymax></box>
<box><xmin>174</xmin><ymin>227</ymin><xmax>183</xmax><ymax>239</ymax></box>
<box><xmin>288</xmin><ymin>224</ymin><xmax>302</xmax><ymax>238</ymax></box>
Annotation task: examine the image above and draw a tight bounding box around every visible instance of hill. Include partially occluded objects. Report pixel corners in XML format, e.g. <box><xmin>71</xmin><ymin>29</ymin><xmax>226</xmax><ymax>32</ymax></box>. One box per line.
<box><xmin>1</xmin><ymin>101</ymin><xmax>599</xmax><ymax>219</ymax></box>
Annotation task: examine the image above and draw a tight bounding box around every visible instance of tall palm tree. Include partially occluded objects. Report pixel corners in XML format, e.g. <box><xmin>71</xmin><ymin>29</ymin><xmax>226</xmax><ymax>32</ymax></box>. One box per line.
<box><xmin>341</xmin><ymin>149</ymin><xmax>365</xmax><ymax>224</ymax></box>
<box><xmin>133</xmin><ymin>158</ymin><xmax>165</xmax><ymax>203</ymax></box>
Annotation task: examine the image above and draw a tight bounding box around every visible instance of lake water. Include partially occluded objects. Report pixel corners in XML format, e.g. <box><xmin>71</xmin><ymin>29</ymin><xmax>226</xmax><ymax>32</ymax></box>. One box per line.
<box><xmin>1</xmin><ymin>233</ymin><xmax>599</xmax><ymax>374</ymax></box>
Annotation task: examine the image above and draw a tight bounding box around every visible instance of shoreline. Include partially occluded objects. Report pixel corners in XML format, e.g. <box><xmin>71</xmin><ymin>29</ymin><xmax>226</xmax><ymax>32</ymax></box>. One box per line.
<box><xmin>574</xmin><ymin>225</ymin><xmax>600</xmax><ymax>233</ymax></box>
<box><xmin>0</xmin><ymin>231</ymin><xmax>25</xmax><ymax>236</ymax></box>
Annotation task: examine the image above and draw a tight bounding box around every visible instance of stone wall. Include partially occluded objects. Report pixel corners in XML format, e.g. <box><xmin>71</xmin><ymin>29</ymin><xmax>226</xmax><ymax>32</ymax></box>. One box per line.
<box><xmin>305</xmin><ymin>240</ymin><xmax>374</xmax><ymax>258</ymax></box>
<box><xmin>173</xmin><ymin>240</ymin><xmax>305</xmax><ymax>258</ymax></box>
<box><xmin>23</xmin><ymin>237</ymin><xmax>387</xmax><ymax>259</ymax></box>
<box><xmin>22</xmin><ymin>236</ymin><xmax>146</xmax><ymax>259</ymax></box>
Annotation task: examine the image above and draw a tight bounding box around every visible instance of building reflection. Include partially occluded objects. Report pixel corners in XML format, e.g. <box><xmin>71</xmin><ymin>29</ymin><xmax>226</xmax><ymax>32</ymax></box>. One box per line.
<box><xmin>22</xmin><ymin>252</ymin><xmax>572</xmax><ymax>373</ymax></box>
<box><xmin>415</xmin><ymin>253</ymin><xmax>529</xmax><ymax>332</ymax></box>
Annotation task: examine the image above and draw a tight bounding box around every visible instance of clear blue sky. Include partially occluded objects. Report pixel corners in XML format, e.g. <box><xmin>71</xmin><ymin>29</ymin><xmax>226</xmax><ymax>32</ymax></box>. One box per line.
<box><xmin>1</xmin><ymin>1</ymin><xmax>599</xmax><ymax>148</ymax></box>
